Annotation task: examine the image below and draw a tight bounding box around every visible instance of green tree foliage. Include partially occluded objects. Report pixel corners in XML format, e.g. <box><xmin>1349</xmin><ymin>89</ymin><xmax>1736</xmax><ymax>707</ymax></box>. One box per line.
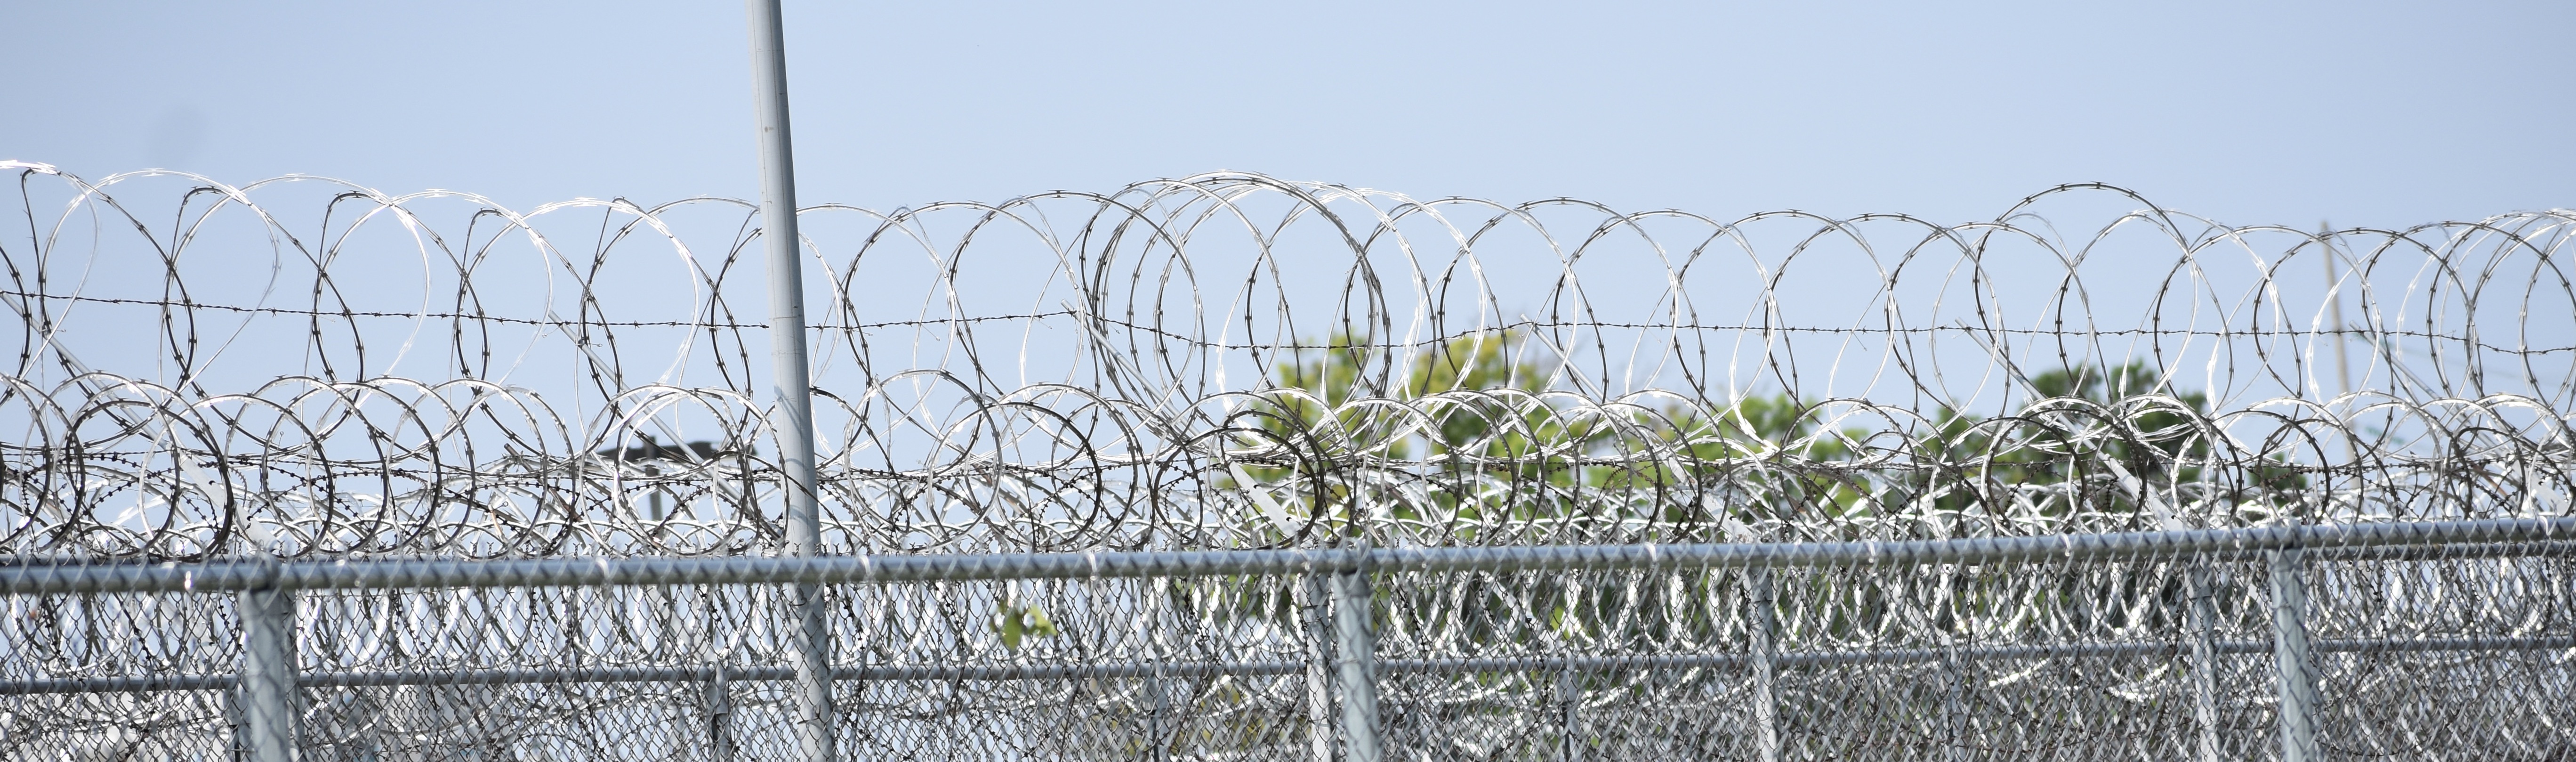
<box><xmin>1900</xmin><ymin>362</ymin><xmax>2210</xmax><ymax>518</ymax></box>
<box><xmin>1230</xmin><ymin>330</ymin><xmax>1876</xmax><ymax>536</ymax></box>
<box><xmin>1190</xmin><ymin>342</ymin><xmax>2297</xmax><ymax>722</ymax></box>
<box><xmin>1227</xmin><ymin>331</ymin><xmax>1619</xmax><ymax>543</ymax></box>
<box><xmin>1230</xmin><ymin>336</ymin><xmax>2291</xmax><ymax>536</ymax></box>
<box><xmin>1904</xmin><ymin>361</ymin><xmax>2302</xmax><ymax>522</ymax></box>
<box><xmin>1169</xmin><ymin>348</ymin><xmax>2319</xmax><ymax>758</ymax></box>
<box><xmin>1244</xmin><ymin>330</ymin><xmax>1583</xmax><ymax>464</ymax></box>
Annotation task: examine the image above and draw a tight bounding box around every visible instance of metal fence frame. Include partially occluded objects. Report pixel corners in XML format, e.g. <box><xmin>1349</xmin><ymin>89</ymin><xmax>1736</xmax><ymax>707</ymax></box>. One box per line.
<box><xmin>7</xmin><ymin>515</ymin><xmax>2573</xmax><ymax>762</ymax></box>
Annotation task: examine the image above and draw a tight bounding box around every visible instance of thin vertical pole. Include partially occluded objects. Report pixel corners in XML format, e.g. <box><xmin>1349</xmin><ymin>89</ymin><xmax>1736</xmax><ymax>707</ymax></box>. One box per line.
<box><xmin>1941</xmin><ymin>647</ymin><xmax>1968</xmax><ymax>762</ymax></box>
<box><xmin>1557</xmin><ymin>655</ymin><xmax>1580</xmax><ymax>762</ymax></box>
<box><xmin>709</xmin><ymin>662</ymin><xmax>737</xmax><ymax>761</ymax></box>
<box><xmin>238</xmin><ymin>585</ymin><xmax>297</xmax><ymax>762</ymax></box>
<box><xmin>1149</xmin><ymin>671</ymin><xmax>1170</xmax><ymax>762</ymax></box>
<box><xmin>2186</xmin><ymin>563</ymin><xmax>2222</xmax><ymax>762</ymax></box>
<box><xmin>743</xmin><ymin>0</ymin><xmax>834</xmax><ymax>760</ymax></box>
<box><xmin>1747</xmin><ymin>567</ymin><xmax>1781</xmax><ymax>762</ymax></box>
<box><xmin>2319</xmin><ymin>222</ymin><xmax>2356</xmax><ymax>471</ymax></box>
<box><xmin>1331</xmin><ymin>560</ymin><xmax>1381</xmax><ymax>762</ymax></box>
<box><xmin>2268</xmin><ymin>545</ymin><xmax>2319</xmax><ymax>762</ymax></box>
<box><xmin>224</xmin><ymin>685</ymin><xmax>245</xmax><ymax>762</ymax></box>
<box><xmin>1302</xmin><ymin>574</ymin><xmax>1336</xmax><ymax>762</ymax></box>
<box><xmin>1940</xmin><ymin>567</ymin><xmax>1969</xmax><ymax>762</ymax></box>
<box><xmin>2319</xmin><ymin>222</ymin><xmax>2353</xmax><ymax>403</ymax></box>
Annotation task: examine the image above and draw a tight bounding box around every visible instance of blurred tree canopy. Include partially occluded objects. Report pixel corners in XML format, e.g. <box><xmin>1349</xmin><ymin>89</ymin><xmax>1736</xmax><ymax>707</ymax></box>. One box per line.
<box><xmin>1219</xmin><ymin>330</ymin><xmax>2299</xmax><ymax>544</ymax></box>
<box><xmin>1194</xmin><ymin>332</ymin><xmax>2306</xmax><ymax>659</ymax></box>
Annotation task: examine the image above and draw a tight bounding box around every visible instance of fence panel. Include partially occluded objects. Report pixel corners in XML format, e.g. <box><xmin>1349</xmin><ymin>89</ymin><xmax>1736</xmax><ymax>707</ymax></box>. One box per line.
<box><xmin>6</xmin><ymin>529</ymin><xmax>2571</xmax><ymax>761</ymax></box>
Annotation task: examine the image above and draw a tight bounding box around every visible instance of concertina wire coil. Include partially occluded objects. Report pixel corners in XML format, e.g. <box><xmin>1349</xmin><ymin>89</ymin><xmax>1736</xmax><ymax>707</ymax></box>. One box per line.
<box><xmin>2</xmin><ymin>160</ymin><xmax>2574</xmax><ymax>760</ymax></box>
<box><xmin>3</xmin><ymin>162</ymin><xmax>2567</xmax><ymax>559</ymax></box>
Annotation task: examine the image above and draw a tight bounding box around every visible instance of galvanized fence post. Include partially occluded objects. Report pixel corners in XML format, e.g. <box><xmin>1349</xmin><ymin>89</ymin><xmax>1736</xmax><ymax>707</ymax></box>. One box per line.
<box><xmin>708</xmin><ymin>662</ymin><xmax>735</xmax><ymax>761</ymax></box>
<box><xmin>238</xmin><ymin>583</ymin><xmax>297</xmax><ymax>762</ymax></box>
<box><xmin>1331</xmin><ymin>553</ymin><xmax>1381</xmax><ymax>762</ymax></box>
<box><xmin>222</xmin><ymin>680</ymin><xmax>246</xmax><ymax>762</ymax></box>
<box><xmin>787</xmin><ymin>583</ymin><xmax>834</xmax><ymax>760</ymax></box>
<box><xmin>2185</xmin><ymin>562</ymin><xmax>2222</xmax><ymax>762</ymax></box>
<box><xmin>1149</xmin><ymin>668</ymin><xmax>1171</xmax><ymax>762</ymax></box>
<box><xmin>1941</xmin><ymin>646</ymin><xmax>1968</xmax><ymax>762</ymax></box>
<box><xmin>2268</xmin><ymin>543</ymin><xmax>2319</xmax><ymax>762</ymax></box>
<box><xmin>1557</xmin><ymin>654</ymin><xmax>1580</xmax><ymax>762</ymax></box>
<box><xmin>1302</xmin><ymin>573</ymin><xmax>1336</xmax><ymax>762</ymax></box>
<box><xmin>1747</xmin><ymin>566</ymin><xmax>1781</xmax><ymax>762</ymax></box>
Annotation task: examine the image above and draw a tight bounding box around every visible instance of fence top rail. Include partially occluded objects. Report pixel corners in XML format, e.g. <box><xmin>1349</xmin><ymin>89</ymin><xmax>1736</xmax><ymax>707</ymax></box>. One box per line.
<box><xmin>3</xmin><ymin>516</ymin><xmax>2569</xmax><ymax>595</ymax></box>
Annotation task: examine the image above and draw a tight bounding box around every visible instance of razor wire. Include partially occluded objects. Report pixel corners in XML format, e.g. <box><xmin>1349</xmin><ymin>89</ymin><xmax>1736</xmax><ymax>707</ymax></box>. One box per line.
<box><xmin>2</xmin><ymin>162</ymin><xmax>2573</xmax><ymax>760</ymax></box>
<box><xmin>2</xmin><ymin>162</ymin><xmax>2568</xmax><ymax>559</ymax></box>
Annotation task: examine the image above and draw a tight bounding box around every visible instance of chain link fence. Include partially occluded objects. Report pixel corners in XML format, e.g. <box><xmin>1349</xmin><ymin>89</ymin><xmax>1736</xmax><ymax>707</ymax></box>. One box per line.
<box><xmin>7</xmin><ymin>519</ymin><xmax>2573</xmax><ymax>760</ymax></box>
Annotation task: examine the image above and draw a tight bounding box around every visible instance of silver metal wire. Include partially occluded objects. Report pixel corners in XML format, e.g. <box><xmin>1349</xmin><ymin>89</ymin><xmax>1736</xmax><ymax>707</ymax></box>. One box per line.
<box><xmin>4</xmin><ymin>533</ymin><xmax>2570</xmax><ymax>760</ymax></box>
<box><xmin>1</xmin><ymin>162</ymin><xmax>2570</xmax><ymax>760</ymax></box>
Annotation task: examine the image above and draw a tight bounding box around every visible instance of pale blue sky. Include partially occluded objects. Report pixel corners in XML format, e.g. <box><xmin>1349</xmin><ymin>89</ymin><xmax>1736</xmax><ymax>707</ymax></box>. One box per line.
<box><xmin>4</xmin><ymin>1</ymin><xmax>2568</xmax><ymax>226</ymax></box>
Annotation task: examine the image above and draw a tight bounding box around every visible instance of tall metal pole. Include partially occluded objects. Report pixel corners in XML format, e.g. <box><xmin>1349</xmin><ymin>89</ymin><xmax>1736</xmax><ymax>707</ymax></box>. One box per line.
<box><xmin>743</xmin><ymin>0</ymin><xmax>834</xmax><ymax>759</ymax></box>
<box><xmin>2319</xmin><ymin>222</ymin><xmax>2353</xmax><ymax>403</ymax></box>
<box><xmin>2319</xmin><ymin>221</ymin><xmax>2356</xmax><ymax>470</ymax></box>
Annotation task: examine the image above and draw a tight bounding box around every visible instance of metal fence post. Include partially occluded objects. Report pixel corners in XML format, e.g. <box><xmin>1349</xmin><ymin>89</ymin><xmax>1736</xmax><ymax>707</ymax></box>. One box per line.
<box><xmin>787</xmin><ymin>583</ymin><xmax>834</xmax><ymax>760</ymax></box>
<box><xmin>1331</xmin><ymin>557</ymin><xmax>1381</xmax><ymax>762</ymax></box>
<box><xmin>742</xmin><ymin>0</ymin><xmax>835</xmax><ymax>758</ymax></box>
<box><xmin>1149</xmin><ymin>671</ymin><xmax>1170</xmax><ymax>762</ymax></box>
<box><xmin>2268</xmin><ymin>544</ymin><xmax>2319</xmax><ymax>762</ymax></box>
<box><xmin>1557</xmin><ymin>655</ymin><xmax>1580</xmax><ymax>762</ymax></box>
<box><xmin>238</xmin><ymin>584</ymin><xmax>297</xmax><ymax>762</ymax></box>
<box><xmin>1303</xmin><ymin>574</ymin><xmax>1336</xmax><ymax>762</ymax></box>
<box><xmin>1941</xmin><ymin>646</ymin><xmax>1968</xmax><ymax>762</ymax></box>
<box><xmin>223</xmin><ymin>681</ymin><xmax>246</xmax><ymax>762</ymax></box>
<box><xmin>708</xmin><ymin>663</ymin><xmax>736</xmax><ymax>761</ymax></box>
<box><xmin>2185</xmin><ymin>562</ymin><xmax>2222</xmax><ymax>762</ymax></box>
<box><xmin>1747</xmin><ymin>567</ymin><xmax>1781</xmax><ymax>762</ymax></box>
